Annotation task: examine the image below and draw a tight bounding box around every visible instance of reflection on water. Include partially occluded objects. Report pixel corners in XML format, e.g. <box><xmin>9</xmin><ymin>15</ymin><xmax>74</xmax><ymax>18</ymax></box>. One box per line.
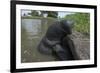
<box><xmin>21</xmin><ymin>19</ymin><xmax>56</xmax><ymax>63</ymax></box>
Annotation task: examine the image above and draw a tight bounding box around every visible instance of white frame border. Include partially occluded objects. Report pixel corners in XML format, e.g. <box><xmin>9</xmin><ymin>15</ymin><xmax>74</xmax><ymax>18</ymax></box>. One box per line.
<box><xmin>16</xmin><ymin>4</ymin><xmax>95</xmax><ymax>69</ymax></box>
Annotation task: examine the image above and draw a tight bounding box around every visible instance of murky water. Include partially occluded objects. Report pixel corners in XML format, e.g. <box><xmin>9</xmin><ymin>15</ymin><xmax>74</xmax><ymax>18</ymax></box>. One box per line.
<box><xmin>21</xmin><ymin>19</ymin><xmax>56</xmax><ymax>63</ymax></box>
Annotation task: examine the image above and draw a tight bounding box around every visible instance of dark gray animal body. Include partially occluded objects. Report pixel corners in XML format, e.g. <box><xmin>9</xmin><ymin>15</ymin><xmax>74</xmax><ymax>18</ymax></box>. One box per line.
<box><xmin>38</xmin><ymin>20</ymin><xmax>80</xmax><ymax>60</ymax></box>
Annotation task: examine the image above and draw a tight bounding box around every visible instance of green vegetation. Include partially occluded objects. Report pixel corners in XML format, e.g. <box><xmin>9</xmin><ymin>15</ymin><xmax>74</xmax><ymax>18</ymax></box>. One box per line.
<box><xmin>27</xmin><ymin>10</ymin><xmax>58</xmax><ymax>18</ymax></box>
<box><xmin>41</xmin><ymin>11</ymin><xmax>58</xmax><ymax>18</ymax></box>
<box><xmin>22</xmin><ymin>16</ymin><xmax>57</xmax><ymax>20</ymax></box>
<box><xmin>64</xmin><ymin>13</ymin><xmax>90</xmax><ymax>36</ymax></box>
<box><xmin>30</xmin><ymin>11</ymin><xmax>39</xmax><ymax>16</ymax></box>
<box><xmin>22</xmin><ymin>16</ymin><xmax>45</xmax><ymax>19</ymax></box>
